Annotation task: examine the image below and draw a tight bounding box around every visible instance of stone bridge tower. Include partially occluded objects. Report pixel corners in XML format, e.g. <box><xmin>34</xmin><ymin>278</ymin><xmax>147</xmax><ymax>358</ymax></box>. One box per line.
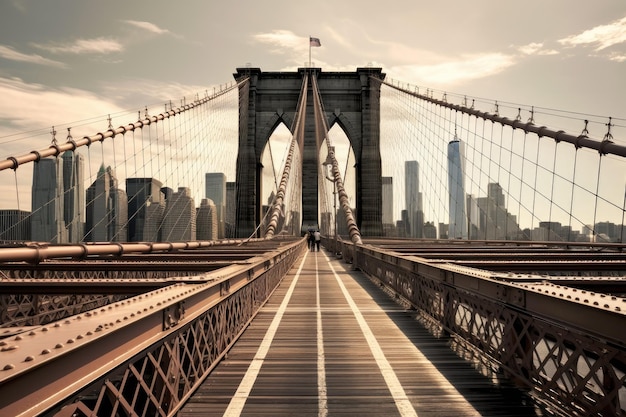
<box><xmin>233</xmin><ymin>67</ymin><xmax>385</xmax><ymax>238</ymax></box>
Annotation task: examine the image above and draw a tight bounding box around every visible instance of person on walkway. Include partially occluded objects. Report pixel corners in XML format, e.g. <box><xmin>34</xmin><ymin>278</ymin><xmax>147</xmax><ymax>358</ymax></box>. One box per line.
<box><xmin>314</xmin><ymin>230</ymin><xmax>321</xmax><ymax>252</ymax></box>
<box><xmin>308</xmin><ymin>230</ymin><xmax>315</xmax><ymax>251</ymax></box>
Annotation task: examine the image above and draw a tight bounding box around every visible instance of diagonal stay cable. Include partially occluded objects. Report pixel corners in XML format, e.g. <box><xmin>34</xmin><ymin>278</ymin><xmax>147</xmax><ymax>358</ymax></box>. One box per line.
<box><xmin>263</xmin><ymin>73</ymin><xmax>309</xmax><ymax>238</ymax></box>
<box><xmin>310</xmin><ymin>73</ymin><xmax>362</xmax><ymax>244</ymax></box>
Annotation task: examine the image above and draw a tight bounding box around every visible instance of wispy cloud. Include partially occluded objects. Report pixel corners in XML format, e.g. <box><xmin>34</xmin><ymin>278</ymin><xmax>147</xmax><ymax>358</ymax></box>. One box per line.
<box><xmin>33</xmin><ymin>37</ymin><xmax>124</xmax><ymax>55</ymax></box>
<box><xmin>252</xmin><ymin>29</ymin><xmax>515</xmax><ymax>86</ymax></box>
<box><xmin>101</xmin><ymin>78</ymin><xmax>216</xmax><ymax>108</ymax></box>
<box><xmin>0</xmin><ymin>76</ymin><xmax>125</xmax><ymax>136</ymax></box>
<box><xmin>253</xmin><ymin>30</ymin><xmax>306</xmax><ymax>54</ymax></box>
<box><xmin>517</xmin><ymin>42</ymin><xmax>559</xmax><ymax>56</ymax></box>
<box><xmin>0</xmin><ymin>45</ymin><xmax>66</xmax><ymax>67</ymax></box>
<box><xmin>559</xmin><ymin>16</ymin><xmax>626</xmax><ymax>50</ymax></box>
<box><xmin>122</xmin><ymin>19</ymin><xmax>172</xmax><ymax>36</ymax></box>
<box><xmin>389</xmin><ymin>53</ymin><xmax>516</xmax><ymax>86</ymax></box>
<box><xmin>325</xmin><ymin>26</ymin><xmax>352</xmax><ymax>49</ymax></box>
<box><xmin>609</xmin><ymin>53</ymin><xmax>626</xmax><ymax>63</ymax></box>
<box><xmin>121</xmin><ymin>19</ymin><xmax>183</xmax><ymax>42</ymax></box>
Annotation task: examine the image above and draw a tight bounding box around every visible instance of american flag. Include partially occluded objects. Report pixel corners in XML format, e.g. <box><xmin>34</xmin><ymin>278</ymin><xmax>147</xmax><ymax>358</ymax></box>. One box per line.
<box><xmin>309</xmin><ymin>37</ymin><xmax>321</xmax><ymax>47</ymax></box>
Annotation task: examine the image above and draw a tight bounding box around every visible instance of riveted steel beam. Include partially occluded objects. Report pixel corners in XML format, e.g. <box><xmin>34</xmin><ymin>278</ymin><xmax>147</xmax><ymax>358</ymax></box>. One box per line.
<box><xmin>0</xmin><ymin>239</ymin><xmax>305</xmax><ymax>417</ymax></box>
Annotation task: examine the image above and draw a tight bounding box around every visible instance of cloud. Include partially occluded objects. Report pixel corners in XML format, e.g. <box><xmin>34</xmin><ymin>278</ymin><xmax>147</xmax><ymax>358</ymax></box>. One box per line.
<box><xmin>0</xmin><ymin>76</ymin><xmax>132</xmax><ymax>210</ymax></box>
<box><xmin>252</xmin><ymin>29</ymin><xmax>444</xmax><ymax>73</ymax></box>
<box><xmin>0</xmin><ymin>44</ymin><xmax>66</xmax><ymax>67</ymax></box>
<box><xmin>0</xmin><ymin>76</ymin><xmax>125</xmax><ymax>141</ymax></box>
<box><xmin>609</xmin><ymin>53</ymin><xmax>626</xmax><ymax>63</ymax></box>
<box><xmin>517</xmin><ymin>42</ymin><xmax>559</xmax><ymax>56</ymax></box>
<box><xmin>253</xmin><ymin>30</ymin><xmax>306</xmax><ymax>54</ymax></box>
<box><xmin>325</xmin><ymin>27</ymin><xmax>352</xmax><ymax>49</ymax></box>
<box><xmin>101</xmin><ymin>78</ymin><xmax>221</xmax><ymax>109</ymax></box>
<box><xmin>33</xmin><ymin>37</ymin><xmax>124</xmax><ymax>55</ymax></box>
<box><xmin>122</xmin><ymin>20</ymin><xmax>173</xmax><ymax>36</ymax></box>
<box><xmin>388</xmin><ymin>53</ymin><xmax>516</xmax><ymax>87</ymax></box>
<box><xmin>559</xmin><ymin>16</ymin><xmax>626</xmax><ymax>51</ymax></box>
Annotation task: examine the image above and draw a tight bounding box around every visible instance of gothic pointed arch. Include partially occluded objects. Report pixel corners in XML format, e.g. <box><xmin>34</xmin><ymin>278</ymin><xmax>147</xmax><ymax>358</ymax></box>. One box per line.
<box><xmin>233</xmin><ymin>67</ymin><xmax>385</xmax><ymax>237</ymax></box>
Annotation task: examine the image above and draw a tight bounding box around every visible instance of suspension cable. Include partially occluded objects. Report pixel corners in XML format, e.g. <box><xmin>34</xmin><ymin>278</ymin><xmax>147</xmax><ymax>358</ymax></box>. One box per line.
<box><xmin>264</xmin><ymin>74</ymin><xmax>309</xmax><ymax>238</ymax></box>
<box><xmin>0</xmin><ymin>81</ymin><xmax>243</xmax><ymax>172</ymax></box>
<box><xmin>381</xmin><ymin>80</ymin><xmax>626</xmax><ymax>158</ymax></box>
<box><xmin>310</xmin><ymin>73</ymin><xmax>362</xmax><ymax>244</ymax></box>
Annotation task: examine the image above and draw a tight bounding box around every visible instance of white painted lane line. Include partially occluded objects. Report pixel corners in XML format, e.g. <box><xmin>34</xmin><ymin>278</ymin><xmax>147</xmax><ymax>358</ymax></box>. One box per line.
<box><xmin>223</xmin><ymin>251</ymin><xmax>309</xmax><ymax>417</ymax></box>
<box><xmin>316</xmin><ymin>253</ymin><xmax>328</xmax><ymax>417</ymax></box>
<box><xmin>324</xmin><ymin>253</ymin><xmax>419</xmax><ymax>417</ymax></box>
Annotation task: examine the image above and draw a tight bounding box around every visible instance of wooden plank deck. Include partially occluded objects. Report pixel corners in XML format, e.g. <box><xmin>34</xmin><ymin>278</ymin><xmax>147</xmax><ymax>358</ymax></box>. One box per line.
<box><xmin>179</xmin><ymin>249</ymin><xmax>542</xmax><ymax>416</ymax></box>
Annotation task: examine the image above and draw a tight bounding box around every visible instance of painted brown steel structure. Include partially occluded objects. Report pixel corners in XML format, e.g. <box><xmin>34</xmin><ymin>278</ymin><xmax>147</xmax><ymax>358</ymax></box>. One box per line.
<box><xmin>0</xmin><ymin>238</ymin><xmax>305</xmax><ymax>417</ymax></box>
<box><xmin>0</xmin><ymin>238</ymin><xmax>258</xmax><ymax>264</ymax></box>
<box><xmin>1</xmin><ymin>237</ymin><xmax>625</xmax><ymax>416</ymax></box>
<box><xmin>336</xmin><ymin>238</ymin><xmax>626</xmax><ymax>417</ymax></box>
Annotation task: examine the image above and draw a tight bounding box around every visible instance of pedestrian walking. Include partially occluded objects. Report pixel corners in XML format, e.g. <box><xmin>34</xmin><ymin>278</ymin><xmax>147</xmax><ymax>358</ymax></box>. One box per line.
<box><xmin>314</xmin><ymin>230</ymin><xmax>321</xmax><ymax>251</ymax></box>
<box><xmin>308</xmin><ymin>230</ymin><xmax>315</xmax><ymax>251</ymax></box>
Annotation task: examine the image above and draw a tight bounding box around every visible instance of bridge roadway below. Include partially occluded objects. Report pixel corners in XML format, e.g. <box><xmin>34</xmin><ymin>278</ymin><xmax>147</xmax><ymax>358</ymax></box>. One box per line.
<box><xmin>179</xmin><ymin>247</ymin><xmax>540</xmax><ymax>417</ymax></box>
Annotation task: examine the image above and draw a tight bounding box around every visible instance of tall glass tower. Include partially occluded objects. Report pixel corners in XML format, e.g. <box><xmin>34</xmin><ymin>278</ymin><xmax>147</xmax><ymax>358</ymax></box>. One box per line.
<box><xmin>381</xmin><ymin>176</ymin><xmax>394</xmax><ymax>225</ymax></box>
<box><xmin>447</xmin><ymin>138</ymin><xmax>467</xmax><ymax>239</ymax></box>
<box><xmin>126</xmin><ymin>178</ymin><xmax>164</xmax><ymax>241</ymax></box>
<box><xmin>405</xmin><ymin>161</ymin><xmax>423</xmax><ymax>238</ymax></box>
<box><xmin>163</xmin><ymin>187</ymin><xmax>196</xmax><ymax>241</ymax></box>
<box><xmin>85</xmin><ymin>164</ymin><xmax>127</xmax><ymax>242</ymax></box>
<box><xmin>31</xmin><ymin>157</ymin><xmax>66</xmax><ymax>243</ymax></box>
<box><xmin>61</xmin><ymin>151</ymin><xmax>85</xmax><ymax>242</ymax></box>
<box><xmin>206</xmin><ymin>173</ymin><xmax>227</xmax><ymax>238</ymax></box>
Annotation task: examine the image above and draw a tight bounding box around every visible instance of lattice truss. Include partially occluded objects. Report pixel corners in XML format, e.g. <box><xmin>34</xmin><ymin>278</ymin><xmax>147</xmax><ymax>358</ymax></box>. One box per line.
<box><xmin>46</xmin><ymin>246</ymin><xmax>294</xmax><ymax>417</ymax></box>
<box><xmin>0</xmin><ymin>294</ymin><xmax>124</xmax><ymax>328</ymax></box>
<box><xmin>359</xmin><ymin>253</ymin><xmax>626</xmax><ymax>417</ymax></box>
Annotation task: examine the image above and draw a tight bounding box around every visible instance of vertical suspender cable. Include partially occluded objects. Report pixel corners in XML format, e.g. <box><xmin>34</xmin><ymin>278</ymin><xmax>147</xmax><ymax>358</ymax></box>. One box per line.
<box><xmin>264</xmin><ymin>74</ymin><xmax>309</xmax><ymax>238</ymax></box>
<box><xmin>310</xmin><ymin>74</ymin><xmax>362</xmax><ymax>245</ymax></box>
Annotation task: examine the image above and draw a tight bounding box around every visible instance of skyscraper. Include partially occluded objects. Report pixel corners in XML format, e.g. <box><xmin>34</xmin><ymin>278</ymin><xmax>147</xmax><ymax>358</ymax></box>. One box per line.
<box><xmin>197</xmin><ymin>198</ymin><xmax>218</xmax><ymax>240</ymax></box>
<box><xmin>476</xmin><ymin>183</ymin><xmax>521</xmax><ymax>240</ymax></box>
<box><xmin>31</xmin><ymin>157</ymin><xmax>66</xmax><ymax>243</ymax></box>
<box><xmin>126</xmin><ymin>178</ymin><xmax>164</xmax><ymax>242</ymax></box>
<box><xmin>225</xmin><ymin>181</ymin><xmax>236</xmax><ymax>238</ymax></box>
<box><xmin>206</xmin><ymin>173</ymin><xmax>226</xmax><ymax>238</ymax></box>
<box><xmin>85</xmin><ymin>164</ymin><xmax>127</xmax><ymax>242</ymax></box>
<box><xmin>0</xmin><ymin>210</ymin><xmax>30</xmax><ymax>241</ymax></box>
<box><xmin>381</xmin><ymin>176</ymin><xmax>394</xmax><ymax>225</ymax></box>
<box><xmin>142</xmin><ymin>198</ymin><xmax>166</xmax><ymax>242</ymax></box>
<box><xmin>61</xmin><ymin>151</ymin><xmax>85</xmax><ymax>242</ymax></box>
<box><xmin>447</xmin><ymin>139</ymin><xmax>467</xmax><ymax>239</ymax></box>
<box><xmin>405</xmin><ymin>161</ymin><xmax>423</xmax><ymax>238</ymax></box>
<box><xmin>162</xmin><ymin>187</ymin><xmax>196</xmax><ymax>241</ymax></box>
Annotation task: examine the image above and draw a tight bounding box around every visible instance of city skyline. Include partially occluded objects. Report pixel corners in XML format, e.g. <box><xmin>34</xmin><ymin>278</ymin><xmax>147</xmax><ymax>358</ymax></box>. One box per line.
<box><xmin>2</xmin><ymin>148</ymin><xmax>622</xmax><ymax>243</ymax></box>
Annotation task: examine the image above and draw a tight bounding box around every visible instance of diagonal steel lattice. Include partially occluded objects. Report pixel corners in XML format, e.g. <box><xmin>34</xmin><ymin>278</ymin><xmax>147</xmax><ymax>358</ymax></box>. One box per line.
<box><xmin>0</xmin><ymin>240</ymin><xmax>304</xmax><ymax>417</ymax></box>
<box><xmin>353</xmin><ymin>241</ymin><xmax>626</xmax><ymax>417</ymax></box>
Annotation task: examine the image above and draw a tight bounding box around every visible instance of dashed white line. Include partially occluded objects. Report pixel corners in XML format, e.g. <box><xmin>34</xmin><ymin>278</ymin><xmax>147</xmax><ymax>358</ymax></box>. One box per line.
<box><xmin>324</xmin><ymin>252</ymin><xmax>419</xmax><ymax>417</ymax></box>
<box><xmin>315</xmin><ymin>253</ymin><xmax>328</xmax><ymax>417</ymax></box>
<box><xmin>222</xmin><ymin>251</ymin><xmax>309</xmax><ymax>417</ymax></box>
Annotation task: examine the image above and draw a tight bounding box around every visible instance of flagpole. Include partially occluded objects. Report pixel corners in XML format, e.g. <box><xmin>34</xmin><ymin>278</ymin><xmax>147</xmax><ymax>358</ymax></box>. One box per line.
<box><xmin>308</xmin><ymin>36</ymin><xmax>311</xmax><ymax>67</ymax></box>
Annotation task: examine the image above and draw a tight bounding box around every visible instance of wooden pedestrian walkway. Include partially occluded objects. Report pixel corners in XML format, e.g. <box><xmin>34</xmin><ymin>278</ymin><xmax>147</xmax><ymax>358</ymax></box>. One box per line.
<box><xmin>179</xmin><ymin>249</ymin><xmax>542</xmax><ymax>416</ymax></box>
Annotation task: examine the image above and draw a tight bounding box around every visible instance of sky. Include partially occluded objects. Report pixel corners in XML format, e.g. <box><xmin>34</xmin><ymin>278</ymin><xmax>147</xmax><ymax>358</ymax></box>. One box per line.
<box><xmin>0</xmin><ymin>0</ymin><xmax>625</xmax><ymax>138</ymax></box>
<box><xmin>0</xmin><ymin>0</ymin><xmax>625</xmax><ymax>220</ymax></box>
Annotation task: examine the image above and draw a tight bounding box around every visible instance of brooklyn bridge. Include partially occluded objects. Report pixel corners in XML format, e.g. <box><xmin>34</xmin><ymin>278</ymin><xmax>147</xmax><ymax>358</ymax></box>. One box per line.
<box><xmin>0</xmin><ymin>67</ymin><xmax>625</xmax><ymax>416</ymax></box>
